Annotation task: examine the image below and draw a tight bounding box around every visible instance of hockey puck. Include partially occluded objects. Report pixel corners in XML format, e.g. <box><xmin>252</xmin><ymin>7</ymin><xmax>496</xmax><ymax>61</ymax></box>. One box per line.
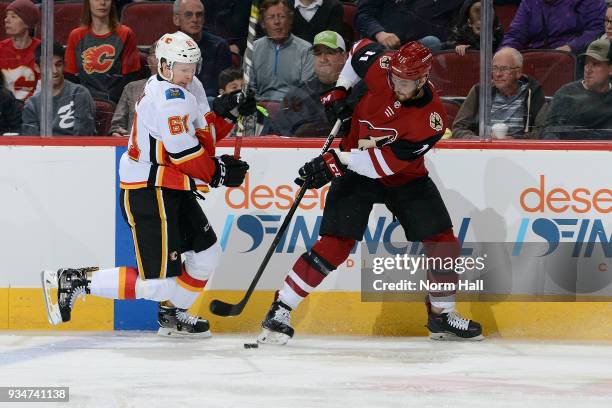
<box><xmin>243</xmin><ymin>343</ymin><xmax>259</xmax><ymax>349</ymax></box>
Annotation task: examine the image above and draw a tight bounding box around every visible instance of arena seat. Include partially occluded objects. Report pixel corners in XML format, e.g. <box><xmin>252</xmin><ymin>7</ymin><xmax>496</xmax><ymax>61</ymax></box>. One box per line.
<box><xmin>441</xmin><ymin>98</ymin><xmax>462</xmax><ymax>127</ymax></box>
<box><xmin>341</xmin><ymin>2</ymin><xmax>359</xmax><ymax>45</ymax></box>
<box><xmin>33</xmin><ymin>1</ymin><xmax>83</xmax><ymax>45</ymax></box>
<box><xmin>94</xmin><ymin>99</ymin><xmax>116</xmax><ymax>136</ymax></box>
<box><xmin>494</xmin><ymin>4</ymin><xmax>518</xmax><ymax>33</ymax></box>
<box><xmin>429</xmin><ymin>50</ymin><xmax>480</xmax><ymax>97</ymax></box>
<box><xmin>121</xmin><ymin>1</ymin><xmax>174</xmax><ymax>48</ymax></box>
<box><xmin>521</xmin><ymin>50</ymin><xmax>576</xmax><ymax>96</ymax></box>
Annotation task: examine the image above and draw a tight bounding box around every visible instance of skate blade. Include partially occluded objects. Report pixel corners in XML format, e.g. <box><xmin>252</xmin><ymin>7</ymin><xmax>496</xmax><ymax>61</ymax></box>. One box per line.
<box><xmin>256</xmin><ymin>328</ymin><xmax>290</xmax><ymax>345</ymax></box>
<box><xmin>157</xmin><ymin>327</ymin><xmax>212</xmax><ymax>338</ymax></box>
<box><xmin>41</xmin><ymin>270</ymin><xmax>62</xmax><ymax>325</ymax></box>
<box><xmin>429</xmin><ymin>331</ymin><xmax>485</xmax><ymax>341</ymax></box>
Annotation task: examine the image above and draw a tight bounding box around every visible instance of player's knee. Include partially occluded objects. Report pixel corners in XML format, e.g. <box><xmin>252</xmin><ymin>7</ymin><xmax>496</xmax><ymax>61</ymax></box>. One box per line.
<box><xmin>312</xmin><ymin>235</ymin><xmax>355</xmax><ymax>269</ymax></box>
<box><xmin>184</xmin><ymin>242</ymin><xmax>222</xmax><ymax>281</ymax></box>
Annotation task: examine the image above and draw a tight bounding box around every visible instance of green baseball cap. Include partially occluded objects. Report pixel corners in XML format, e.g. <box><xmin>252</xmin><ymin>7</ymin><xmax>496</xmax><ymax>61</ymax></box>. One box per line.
<box><xmin>580</xmin><ymin>38</ymin><xmax>611</xmax><ymax>62</ymax></box>
<box><xmin>312</xmin><ymin>30</ymin><xmax>346</xmax><ymax>52</ymax></box>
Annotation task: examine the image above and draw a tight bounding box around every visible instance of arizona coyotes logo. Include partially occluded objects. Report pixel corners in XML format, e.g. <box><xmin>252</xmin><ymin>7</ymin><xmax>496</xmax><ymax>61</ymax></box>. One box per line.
<box><xmin>429</xmin><ymin>112</ymin><xmax>443</xmax><ymax>132</ymax></box>
<box><xmin>358</xmin><ymin>120</ymin><xmax>399</xmax><ymax>146</ymax></box>
<box><xmin>81</xmin><ymin>44</ymin><xmax>116</xmax><ymax>74</ymax></box>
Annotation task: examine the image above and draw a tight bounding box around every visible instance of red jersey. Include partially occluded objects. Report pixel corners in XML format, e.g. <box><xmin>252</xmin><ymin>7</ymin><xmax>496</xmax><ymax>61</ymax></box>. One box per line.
<box><xmin>0</xmin><ymin>37</ymin><xmax>41</xmax><ymax>101</ymax></box>
<box><xmin>65</xmin><ymin>24</ymin><xmax>140</xmax><ymax>102</ymax></box>
<box><xmin>341</xmin><ymin>40</ymin><xmax>447</xmax><ymax>187</ymax></box>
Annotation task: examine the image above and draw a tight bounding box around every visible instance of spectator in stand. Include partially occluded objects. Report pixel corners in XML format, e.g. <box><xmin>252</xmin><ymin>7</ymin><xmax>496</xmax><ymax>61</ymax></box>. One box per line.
<box><xmin>501</xmin><ymin>0</ymin><xmax>605</xmax><ymax>54</ymax></box>
<box><xmin>543</xmin><ymin>38</ymin><xmax>612</xmax><ymax>140</ymax></box>
<box><xmin>291</xmin><ymin>0</ymin><xmax>344</xmax><ymax>44</ymax></box>
<box><xmin>250</xmin><ymin>0</ymin><xmax>314</xmax><ymax>101</ymax></box>
<box><xmin>442</xmin><ymin>0</ymin><xmax>504</xmax><ymax>55</ymax></box>
<box><xmin>173</xmin><ymin>0</ymin><xmax>232</xmax><ymax>97</ymax></box>
<box><xmin>600</xmin><ymin>2</ymin><xmax>612</xmax><ymax>41</ymax></box>
<box><xmin>64</xmin><ymin>0</ymin><xmax>141</xmax><ymax>103</ymax></box>
<box><xmin>274</xmin><ymin>30</ymin><xmax>347</xmax><ymax>136</ymax></box>
<box><xmin>0</xmin><ymin>69</ymin><xmax>22</xmax><ymax>135</ymax></box>
<box><xmin>453</xmin><ymin>47</ymin><xmax>545</xmax><ymax>139</ymax></box>
<box><xmin>109</xmin><ymin>44</ymin><xmax>158</xmax><ymax>137</ymax></box>
<box><xmin>22</xmin><ymin>42</ymin><xmax>96</xmax><ymax>136</ymax></box>
<box><xmin>354</xmin><ymin>0</ymin><xmax>464</xmax><ymax>51</ymax></box>
<box><xmin>218</xmin><ymin>67</ymin><xmax>270</xmax><ymax>136</ymax></box>
<box><xmin>0</xmin><ymin>0</ymin><xmax>40</xmax><ymax>101</ymax></box>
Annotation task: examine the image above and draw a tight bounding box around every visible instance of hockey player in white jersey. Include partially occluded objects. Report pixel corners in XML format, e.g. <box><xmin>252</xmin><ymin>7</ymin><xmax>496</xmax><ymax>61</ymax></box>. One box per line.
<box><xmin>41</xmin><ymin>31</ymin><xmax>256</xmax><ymax>337</ymax></box>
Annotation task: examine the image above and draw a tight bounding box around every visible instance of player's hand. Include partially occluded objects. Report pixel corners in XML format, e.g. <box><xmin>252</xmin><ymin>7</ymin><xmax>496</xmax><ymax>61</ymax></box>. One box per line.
<box><xmin>210</xmin><ymin>154</ymin><xmax>249</xmax><ymax>187</ymax></box>
<box><xmin>237</xmin><ymin>89</ymin><xmax>257</xmax><ymax>116</ymax></box>
<box><xmin>296</xmin><ymin>150</ymin><xmax>347</xmax><ymax>189</ymax></box>
<box><xmin>320</xmin><ymin>86</ymin><xmax>352</xmax><ymax>133</ymax></box>
<box><xmin>213</xmin><ymin>90</ymin><xmax>251</xmax><ymax>123</ymax></box>
<box><xmin>375</xmin><ymin>31</ymin><xmax>401</xmax><ymax>50</ymax></box>
<box><xmin>455</xmin><ymin>44</ymin><xmax>471</xmax><ymax>56</ymax></box>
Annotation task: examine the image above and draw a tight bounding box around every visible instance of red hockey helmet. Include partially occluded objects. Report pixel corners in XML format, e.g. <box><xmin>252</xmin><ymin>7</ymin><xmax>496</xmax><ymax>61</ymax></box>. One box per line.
<box><xmin>389</xmin><ymin>41</ymin><xmax>433</xmax><ymax>80</ymax></box>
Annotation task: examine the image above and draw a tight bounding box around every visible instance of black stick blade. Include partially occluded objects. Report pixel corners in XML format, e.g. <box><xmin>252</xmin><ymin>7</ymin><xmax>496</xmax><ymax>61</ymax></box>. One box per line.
<box><xmin>209</xmin><ymin>299</ymin><xmax>243</xmax><ymax>317</ymax></box>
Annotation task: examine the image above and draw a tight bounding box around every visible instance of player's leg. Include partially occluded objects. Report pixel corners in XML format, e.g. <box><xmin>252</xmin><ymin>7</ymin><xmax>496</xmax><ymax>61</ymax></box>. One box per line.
<box><xmin>386</xmin><ymin>176</ymin><xmax>483</xmax><ymax>341</ymax></box>
<box><xmin>157</xmin><ymin>191</ymin><xmax>221</xmax><ymax>337</ymax></box>
<box><xmin>258</xmin><ymin>172</ymin><xmax>381</xmax><ymax>344</ymax></box>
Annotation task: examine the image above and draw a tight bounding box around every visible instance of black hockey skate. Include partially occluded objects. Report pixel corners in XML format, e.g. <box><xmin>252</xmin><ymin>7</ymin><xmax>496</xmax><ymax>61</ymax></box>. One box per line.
<box><xmin>41</xmin><ymin>268</ymin><xmax>95</xmax><ymax>325</ymax></box>
<box><xmin>157</xmin><ymin>303</ymin><xmax>211</xmax><ymax>338</ymax></box>
<box><xmin>425</xmin><ymin>295</ymin><xmax>484</xmax><ymax>341</ymax></box>
<box><xmin>257</xmin><ymin>299</ymin><xmax>295</xmax><ymax>345</ymax></box>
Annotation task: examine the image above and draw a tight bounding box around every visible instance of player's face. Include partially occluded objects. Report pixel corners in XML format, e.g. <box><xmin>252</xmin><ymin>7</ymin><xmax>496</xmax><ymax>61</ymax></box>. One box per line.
<box><xmin>583</xmin><ymin>56</ymin><xmax>612</xmax><ymax>92</ymax></box>
<box><xmin>261</xmin><ymin>4</ymin><xmax>291</xmax><ymax>43</ymax></box>
<box><xmin>4</xmin><ymin>10</ymin><xmax>28</xmax><ymax>36</ymax></box>
<box><xmin>391</xmin><ymin>74</ymin><xmax>426</xmax><ymax>101</ymax></box>
<box><xmin>171</xmin><ymin>62</ymin><xmax>197</xmax><ymax>88</ymax></box>
<box><xmin>175</xmin><ymin>0</ymin><xmax>204</xmax><ymax>37</ymax></box>
<box><xmin>89</xmin><ymin>0</ymin><xmax>112</xmax><ymax>20</ymax></box>
<box><xmin>313</xmin><ymin>46</ymin><xmax>346</xmax><ymax>84</ymax></box>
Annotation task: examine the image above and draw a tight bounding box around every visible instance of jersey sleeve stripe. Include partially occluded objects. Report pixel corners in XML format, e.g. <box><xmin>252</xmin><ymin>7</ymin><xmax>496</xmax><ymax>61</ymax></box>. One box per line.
<box><xmin>346</xmin><ymin>149</ymin><xmax>383</xmax><ymax>179</ymax></box>
<box><xmin>373</xmin><ymin>148</ymin><xmax>394</xmax><ymax>176</ymax></box>
<box><xmin>167</xmin><ymin>144</ymin><xmax>205</xmax><ymax>164</ymax></box>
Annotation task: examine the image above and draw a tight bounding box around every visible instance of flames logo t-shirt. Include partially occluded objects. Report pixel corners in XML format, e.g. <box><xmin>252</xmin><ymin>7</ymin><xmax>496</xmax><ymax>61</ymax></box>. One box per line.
<box><xmin>64</xmin><ymin>24</ymin><xmax>140</xmax><ymax>102</ymax></box>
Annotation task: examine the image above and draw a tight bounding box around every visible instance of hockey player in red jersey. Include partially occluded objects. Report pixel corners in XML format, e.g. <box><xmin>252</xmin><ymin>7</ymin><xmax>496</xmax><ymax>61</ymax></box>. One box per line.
<box><xmin>257</xmin><ymin>39</ymin><xmax>483</xmax><ymax>344</ymax></box>
<box><xmin>41</xmin><ymin>31</ymin><xmax>256</xmax><ymax>337</ymax></box>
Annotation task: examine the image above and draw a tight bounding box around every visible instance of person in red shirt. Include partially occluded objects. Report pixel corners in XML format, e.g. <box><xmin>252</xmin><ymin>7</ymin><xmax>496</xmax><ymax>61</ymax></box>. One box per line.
<box><xmin>64</xmin><ymin>0</ymin><xmax>140</xmax><ymax>103</ymax></box>
<box><xmin>257</xmin><ymin>39</ymin><xmax>484</xmax><ymax>345</ymax></box>
<box><xmin>0</xmin><ymin>0</ymin><xmax>40</xmax><ymax>101</ymax></box>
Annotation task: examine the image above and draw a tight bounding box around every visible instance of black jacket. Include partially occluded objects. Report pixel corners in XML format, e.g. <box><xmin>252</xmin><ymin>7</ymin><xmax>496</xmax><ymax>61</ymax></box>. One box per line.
<box><xmin>442</xmin><ymin>0</ymin><xmax>504</xmax><ymax>51</ymax></box>
<box><xmin>0</xmin><ymin>88</ymin><xmax>22</xmax><ymax>135</ymax></box>
<box><xmin>292</xmin><ymin>0</ymin><xmax>344</xmax><ymax>45</ymax></box>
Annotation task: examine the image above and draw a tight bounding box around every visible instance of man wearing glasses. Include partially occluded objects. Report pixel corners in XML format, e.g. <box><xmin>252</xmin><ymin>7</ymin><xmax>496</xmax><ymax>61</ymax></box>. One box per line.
<box><xmin>452</xmin><ymin>47</ymin><xmax>546</xmax><ymax>139</ymax></box>
<box><xmin>173</xmin><ymin>0</ymin><xmax>232</xmax><ymax>97</ymax></box>
<box><xmin>248</xmin><ymin>0</ymin><xmax>314</xmax><ymax>101</ymax></box>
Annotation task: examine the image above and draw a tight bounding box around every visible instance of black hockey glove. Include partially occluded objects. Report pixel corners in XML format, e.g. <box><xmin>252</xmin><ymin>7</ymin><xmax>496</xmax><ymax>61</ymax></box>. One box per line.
<box><xmin>389</xmin><ymin>133</ymin><xmax>443</xmax><ymax>161</ymax></box>
<box><xmin>210</xmin><ymin>154</ymin><xmax>249</xmax><ymax>188</ymax></box>
<box><xmin>296</xmin><ymin>149</ymin><xmax>347</xmax><ymax>189</ymax></box>
<box><xmin>320</xmin><ymin>86</ymin><xmax>352</xmax><ymax>133</ymax></box>
<box><xmin>213</xmin><ymin>90</ymin><xmax>255</xmax><ymax>123</ymax></box>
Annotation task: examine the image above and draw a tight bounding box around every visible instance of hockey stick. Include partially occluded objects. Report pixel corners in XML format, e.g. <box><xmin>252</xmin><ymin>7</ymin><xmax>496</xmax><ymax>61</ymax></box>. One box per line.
<box><xmin>210</xmin><ymin>119</ymin><xmax>342</xmax><ymax>317</ymax></box>
<box><xmin>234</xmin><ymin>0</ymin><xmax>260</xmax><ymax>158</ymax></box>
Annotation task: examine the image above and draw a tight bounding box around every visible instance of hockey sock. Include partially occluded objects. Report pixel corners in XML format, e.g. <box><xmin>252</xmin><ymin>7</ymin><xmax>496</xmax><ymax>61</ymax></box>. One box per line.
<box><xmin>167</xmin><ymin>266</ymin><xmax>207</xmax><ymax>309</ymax></box>
<box><xmin>278</xmin><ymin>236</ymin><xmax>355</xmax><ymax>309</ymax></box>
<box><xmin>423</xmin><ymin>229</ymin><xmax>460</xmax><ymax>313</ymax></box>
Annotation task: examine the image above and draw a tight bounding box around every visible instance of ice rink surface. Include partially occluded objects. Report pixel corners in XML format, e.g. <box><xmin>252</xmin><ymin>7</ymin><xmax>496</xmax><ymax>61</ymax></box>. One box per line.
<box><xmin>0</xmin><ymin>332</ymin><xmax>611</xmax><ymax>408</ymax></box>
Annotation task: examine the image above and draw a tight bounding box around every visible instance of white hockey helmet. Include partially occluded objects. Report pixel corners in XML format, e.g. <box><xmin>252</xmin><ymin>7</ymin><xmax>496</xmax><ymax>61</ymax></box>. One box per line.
<box><xmin>156</xmin><ymin>31</ymin><xmax>202</xmax><ymax>81</ymax></box>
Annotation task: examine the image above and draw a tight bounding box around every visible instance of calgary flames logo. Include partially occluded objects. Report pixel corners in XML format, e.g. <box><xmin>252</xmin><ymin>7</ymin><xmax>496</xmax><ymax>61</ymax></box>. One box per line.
<box><xmin>81</xmin><ymin>44</ymin><xmax>116</xmax><ymax>74</ymax></box>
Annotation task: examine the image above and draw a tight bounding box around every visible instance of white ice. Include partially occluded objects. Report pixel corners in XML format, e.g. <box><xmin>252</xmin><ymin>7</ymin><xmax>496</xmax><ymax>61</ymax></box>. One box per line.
<box><xmin>0</xmin><ymin>332</ymin><xmax>611</xmax><ymax>408</ymax></box>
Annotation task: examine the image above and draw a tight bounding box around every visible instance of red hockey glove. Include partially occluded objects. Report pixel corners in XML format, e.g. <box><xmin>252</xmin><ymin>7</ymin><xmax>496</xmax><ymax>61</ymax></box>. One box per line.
<box><xmin>320</xmin><ymin>86</ymin><xmax>352</xmax><ymax>132</ymax></box>
<box><xmin>296</xmin><ymin>149</ymin><xmax>347</xmax><ymax>189</ymax></box>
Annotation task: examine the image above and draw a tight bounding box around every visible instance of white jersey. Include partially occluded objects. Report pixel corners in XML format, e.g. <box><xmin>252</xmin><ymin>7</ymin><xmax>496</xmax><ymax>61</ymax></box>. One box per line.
<box><xmin>119</xmin><ymin>76</ymin><xmax>233</xmax><ymax>191</ymax></box>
